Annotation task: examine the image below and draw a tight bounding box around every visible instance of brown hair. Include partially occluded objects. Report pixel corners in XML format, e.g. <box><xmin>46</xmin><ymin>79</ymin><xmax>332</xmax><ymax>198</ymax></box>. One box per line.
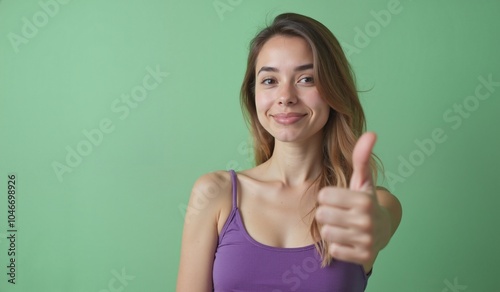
<box><xmin>240</xmin><ymin>12</ymin><xmax>383</xmax><ymax>266</ymax></box>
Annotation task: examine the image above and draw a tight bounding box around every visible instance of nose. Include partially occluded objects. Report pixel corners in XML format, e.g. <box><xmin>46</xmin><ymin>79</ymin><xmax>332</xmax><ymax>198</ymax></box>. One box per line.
<box><xmin>277</xmin><ymin>82</ymin><xmax>297</xmax><ymax>106</ymax></box>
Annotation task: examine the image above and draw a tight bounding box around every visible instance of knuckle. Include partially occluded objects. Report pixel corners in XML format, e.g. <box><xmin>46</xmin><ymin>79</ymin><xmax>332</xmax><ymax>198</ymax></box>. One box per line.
<box><xmin>320</xmin><ymin>225</ymin><xmax>332</xmax><ymax>239</ymax></box>
<box><xmin>361</xmin><ymin>234</ymin><xmax>374</xmax><ymax>248</ymax></box>
<box><xmin>328</xmin><ymin>243</ymin><xmax>340</xmax><ymax>257</ymax></box>
<box><xmin>315</xmin><ymin>207</ymin><xmax>327</xmax><ymax>221</ymax></box>
<box><xmin>359</xmin><ymin>216</ymin><xmax>373</xmax><ymax>232</ymax></box>
<box><xmin>360</xmin><ymin>251</ymin><xmax>372</xmax><ymax>262</ymax></box>
<box><xmin>356</xmin><ymin>248</ymin><xmax>373</xmax><ymax>262</ymax></box>
<box><xmin>318</xmin><ymin>187</ymin><xmax>331</xmax><ymax>202</ymax></box>
<box><xmin>359</xmin><ymin>196</ymin><xmax>374</xmax><ymax>211</ymax></box>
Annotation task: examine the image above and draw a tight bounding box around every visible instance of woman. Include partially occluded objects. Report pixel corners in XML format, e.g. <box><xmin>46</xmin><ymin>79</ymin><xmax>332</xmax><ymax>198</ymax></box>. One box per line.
<box><xmin>177</xmin><ymin>12</ymin><xmax>402</xmax><ymax>292</ymax></box>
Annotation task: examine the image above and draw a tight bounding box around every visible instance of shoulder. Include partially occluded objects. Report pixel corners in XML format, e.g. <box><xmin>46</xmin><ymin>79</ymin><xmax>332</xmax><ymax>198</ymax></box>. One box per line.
<box><xmin>375</xmin><ymin>186</ymin><xmax>402</xmax><ymax>211</ymax></box>
<box><xmin>185</xmin><ymin>170</ymin><xmax>234</xmax><ymax>227</ymax></box>
<box><xmin>191</xmin><ymin>170</ymin><xmax>233</xmax><ymax>200</ymax></box>
<box><xmin>375</xmin><ymin>186</ymin><xmax>400</xmax><ymax>204</ymax></box>
<box><xmin>375</xmin><ymin>186</ymin><xmax>403</xmax><ymax>234</ymax></box>
<box><xmin>177</xmin><ymin>170</ymin><xmax>234</xmax><ymax>291</ymax></box>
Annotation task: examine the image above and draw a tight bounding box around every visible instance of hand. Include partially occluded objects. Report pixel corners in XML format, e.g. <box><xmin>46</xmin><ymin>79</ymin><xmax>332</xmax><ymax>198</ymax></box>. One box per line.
<box><xmin>315</xmin><ymin>132</ymin><xmax>392</xmax><ymax>267</ymax></box>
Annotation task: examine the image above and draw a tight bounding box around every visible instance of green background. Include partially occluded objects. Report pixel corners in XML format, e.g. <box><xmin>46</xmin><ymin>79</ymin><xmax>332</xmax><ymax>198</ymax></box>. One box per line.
<box><xmin>1</xmin><ymin>0</ymin><xmax>499</xmax><ymax>291</ymax></box>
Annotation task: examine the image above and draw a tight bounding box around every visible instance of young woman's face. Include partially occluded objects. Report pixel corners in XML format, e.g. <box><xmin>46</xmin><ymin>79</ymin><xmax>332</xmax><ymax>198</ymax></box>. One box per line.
<box><xmin>254</xmin><ymin>35</ymin><xmax>330</xmax><ymax>143</ymax></box>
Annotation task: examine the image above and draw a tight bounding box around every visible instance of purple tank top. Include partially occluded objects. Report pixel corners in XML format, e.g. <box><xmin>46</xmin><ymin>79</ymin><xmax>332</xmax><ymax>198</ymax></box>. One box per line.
<box><xmin>212</xmin><ymin>169</ymin><xmax>371</xmax><ymax>292</ymax></box>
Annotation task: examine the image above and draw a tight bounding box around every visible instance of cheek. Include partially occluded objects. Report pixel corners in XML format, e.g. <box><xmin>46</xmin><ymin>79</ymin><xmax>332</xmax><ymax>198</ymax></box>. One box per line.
<box><xmin>315</xmin><ymin>100</ymin><xmax>330</xmax><ymax>114</ymax></box>
<box><xmin>254</xmin><ymin>93</ymin><xmax>273</xmax><ymax>116</ymax></box>
<box><xmin>310</xmin><ymin>97</ymin><xmax>331</xmax><ymax>122</ymax></box>
<box><xmin>254</xmin><ymin>94</ymin><xmax>274</xmax><ymax>131</ymax></box>
<box><xmin>306</xmin><ymin>91</ymin><xmax>329</xmax><ymax>111</ymax></box>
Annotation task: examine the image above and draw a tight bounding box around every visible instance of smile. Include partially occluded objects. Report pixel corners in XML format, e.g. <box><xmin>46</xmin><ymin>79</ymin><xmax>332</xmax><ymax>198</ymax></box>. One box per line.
<box><xmin>271</xmin><ymin>113</ymin><xmax>307</xmax><ymax>125</ymax></box>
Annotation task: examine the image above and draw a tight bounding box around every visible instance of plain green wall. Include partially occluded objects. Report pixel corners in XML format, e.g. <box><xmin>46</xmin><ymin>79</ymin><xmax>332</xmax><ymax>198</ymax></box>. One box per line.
<box><xmin>1</xmin><ymin>0</ymin><xmax>499</xmax><ymax>291</ymax></box>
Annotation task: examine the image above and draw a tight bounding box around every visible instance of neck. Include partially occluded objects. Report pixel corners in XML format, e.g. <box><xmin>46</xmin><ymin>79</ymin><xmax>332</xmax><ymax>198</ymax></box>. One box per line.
<box><xmin>261</xmin><ymin>131</ymin><xmax>323</xmax><ymax>188</ymax></box>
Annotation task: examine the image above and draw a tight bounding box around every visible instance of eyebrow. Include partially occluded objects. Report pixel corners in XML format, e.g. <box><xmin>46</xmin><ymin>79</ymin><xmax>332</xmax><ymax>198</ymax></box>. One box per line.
<box><xmin>257</xmin><ymin>63</ymin><xmax>313</xmax><ymax>75</ymax></box>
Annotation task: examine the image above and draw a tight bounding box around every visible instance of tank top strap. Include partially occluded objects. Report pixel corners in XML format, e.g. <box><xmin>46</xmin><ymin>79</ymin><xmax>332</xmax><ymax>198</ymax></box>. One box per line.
<box><xmin>229</xmin><ymin>169</ymin><xmax>237</xmax><ymax>210</ymax></box>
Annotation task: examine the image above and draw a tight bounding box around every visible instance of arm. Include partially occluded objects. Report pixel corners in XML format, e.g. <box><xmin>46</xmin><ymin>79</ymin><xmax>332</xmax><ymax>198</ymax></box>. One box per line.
<box><xmin>176</xmin><ymin>172</ymin><xmax>229</xmax><ymax>292</ymax></box>
<box><xmin>375</xmin><ymin>186</ymin><xmax>403</xmax><ymax>249</ymax></box>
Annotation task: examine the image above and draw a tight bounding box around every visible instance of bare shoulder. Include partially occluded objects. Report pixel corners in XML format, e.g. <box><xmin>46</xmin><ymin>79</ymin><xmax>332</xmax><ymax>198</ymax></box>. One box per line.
<box><xmin>375</xmin><ymin>186</ymin><xmax>403</xmax><ymax>235</ymax></box>
<box><xmin>177</xmin><ymin>170</ymin><xmax>233</xmax><ymax>291</ymax></box>
<box><xmin>191</xmin><ymin>170</ymin><xmax>232</xmax><ymax>200</ymax></box>
<box><xmin>186</xmin><ymin>170</ymin><xmax>233</xmax><ymax>230</ymax></box>
<box><xmin>375</xmin><ymin>186</ymin><xmax>401</xmax><ymax>205</ymax></box>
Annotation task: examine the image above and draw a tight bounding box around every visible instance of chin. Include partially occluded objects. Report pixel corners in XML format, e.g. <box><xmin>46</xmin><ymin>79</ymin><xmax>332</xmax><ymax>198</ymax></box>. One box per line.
<box><xmin>272</xmin><ymin>133</ymin><xmax>307</xmax><ymax>143</ymax></box>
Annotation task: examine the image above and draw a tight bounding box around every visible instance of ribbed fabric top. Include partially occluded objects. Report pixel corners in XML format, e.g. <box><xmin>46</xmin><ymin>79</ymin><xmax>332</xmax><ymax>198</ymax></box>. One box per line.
<box><xmin>212</xmin><ymin>169</ymin><xmax>371</xmax><ymax>292</ymax></box>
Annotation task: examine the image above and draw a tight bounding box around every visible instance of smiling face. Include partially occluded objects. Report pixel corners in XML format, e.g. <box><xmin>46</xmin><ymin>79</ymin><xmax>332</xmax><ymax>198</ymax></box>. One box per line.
<box><xmin>254</xmin><ymin>35</ymin><xmax>330</xmax><ymax>144</ymax></box>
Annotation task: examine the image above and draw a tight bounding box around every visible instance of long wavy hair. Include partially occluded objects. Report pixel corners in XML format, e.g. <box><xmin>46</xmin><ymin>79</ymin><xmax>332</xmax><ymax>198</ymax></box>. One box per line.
<box><xmin>240</xmin><ymin>12</ymin><xmax>383</xmax><ymax>267</ymax></box>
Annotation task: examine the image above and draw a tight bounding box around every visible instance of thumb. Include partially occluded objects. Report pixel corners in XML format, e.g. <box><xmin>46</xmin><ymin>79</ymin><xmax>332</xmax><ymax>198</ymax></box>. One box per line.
<box><xmin>349</xmin><ymin>131</ymin><xmax>377</xmax><ymax>194</ymax></box>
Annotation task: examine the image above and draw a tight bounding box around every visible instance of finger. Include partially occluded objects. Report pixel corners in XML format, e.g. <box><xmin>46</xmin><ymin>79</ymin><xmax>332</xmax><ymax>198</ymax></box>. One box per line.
<box><xmin>350</xmin><ymin>131</ymin><xmax>377</xmax><ymax>193</ymax></box>
<box><xmin>317</xmin><ymin>187</ymin><xmax>371</xmax><ymax>209</ymax></box>
<box><xmin>320</xmin><ymin>225</ymin><xmax>371</xmax><ymax>247</ymax></box>
<box><xmin>320</xmin><ymin>225</ymin><xmax>353</xmax><ymax>246</ymax></box>
<box><xmin>327</xmin><ymin>242</ymin><xmax>372</xmax><ymax>265</ymax></box>
<box><xmin>315</xmin><ymin>206</ymin><xmax>352</xmax><ymax>227</ymax></box>
<box><xmin>316</xmin><ymin>206</ymin><xmax>372</xmax><ymax>229</ymax></box>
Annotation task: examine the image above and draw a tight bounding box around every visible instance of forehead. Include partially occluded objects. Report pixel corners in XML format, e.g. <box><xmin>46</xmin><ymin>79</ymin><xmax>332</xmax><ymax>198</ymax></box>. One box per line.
<box><xmin>256</xmin><ymin>35</ymin><xmax>313</xmax><ymax>68</ymax></box>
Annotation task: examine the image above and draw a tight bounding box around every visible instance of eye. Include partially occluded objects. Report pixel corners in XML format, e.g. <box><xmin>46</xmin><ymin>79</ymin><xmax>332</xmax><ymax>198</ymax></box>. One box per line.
<box><xmin>299</xmin><ymin>76</ymin><xmax>314</xmax><ymax>84</ymax></box>
<box><xmin>261</xmin><ymin>78</ymin><xmax>276</xmax><ymax>85</ymax></box>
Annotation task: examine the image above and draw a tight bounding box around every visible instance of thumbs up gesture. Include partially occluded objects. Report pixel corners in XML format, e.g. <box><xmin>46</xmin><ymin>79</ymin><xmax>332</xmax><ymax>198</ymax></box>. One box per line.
<box><xmin>315</xmin><ymin>132</ymin><xmax>392</xmax><ymax>268</ymax></box>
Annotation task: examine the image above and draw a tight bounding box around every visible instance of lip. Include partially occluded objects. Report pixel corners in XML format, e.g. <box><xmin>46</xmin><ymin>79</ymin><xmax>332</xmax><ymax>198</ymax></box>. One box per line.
<box><xmin>271</xmin><ymin>112</ymin><xmax>306</xmax><ymax>125</ymax></box>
